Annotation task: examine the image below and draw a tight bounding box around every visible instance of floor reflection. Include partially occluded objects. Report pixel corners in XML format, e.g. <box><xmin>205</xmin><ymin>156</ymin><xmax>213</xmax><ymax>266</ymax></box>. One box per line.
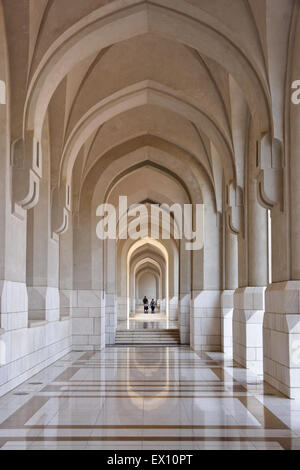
<box><xmin>0</xmin><ymin>347</ymin><xmax>299</xmax><ymax>450</ymax></box>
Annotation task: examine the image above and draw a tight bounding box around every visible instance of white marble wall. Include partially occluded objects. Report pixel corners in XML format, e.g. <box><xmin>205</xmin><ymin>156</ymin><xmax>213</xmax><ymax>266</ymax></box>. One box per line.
<box><xmin>0</xmin><ymin>281</ymin><xmax>28</xmax><ymax>331</ymax></box>
<box><xmin>0</xmin><ymin>281</ymin><xmax>72</xmax><ymax>397</ymax></box>
<box><xmin>60</xmin><ymin>289</ymin><xmax>74</xmax><ymax>319</ymax></box>
<box><xmin>27</xmin><ymin>286</ymin><xmax>60</xmax><ymax>324</ymax></box>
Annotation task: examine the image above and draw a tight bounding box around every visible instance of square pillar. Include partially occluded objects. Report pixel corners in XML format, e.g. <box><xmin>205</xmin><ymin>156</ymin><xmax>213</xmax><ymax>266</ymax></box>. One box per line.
<box><xmin>221</xmin><ymin>290</ymin><xmax>235</xmax><ymax>357</ymax></box>
<box><xmin>264</xmin><ymin>281</ymin><xmax>300</xmax><ymax>399</ymax></box>
<box><xmin>190</xmin><ymin>290</ymin><xmax>221</xmax><ymax>351</ymax></box>
<box><xmin>117</xmin><ymin>296</ymin><xmax>127</xmax><ymax>329</ymax></box>
<box><xmin>179</xmin><ymin>294</ymin><xmax>190</xmax><ymax>344</ymax></box>
<box><xmin>233</xmin><ymin>287</ymin><xmax>265</xmax><ymax>374</ymax></box>
<box><xmin>72</xmin><ymin>290</ymin><xmax>105</xmax><ymax>350</ymax></box>
<box><xmin>169</xmin><ymin>296</ymin><xmax>179</xmax><ymax>322</ymax></box>
<box><xmin>105</xmin><ymin>293</ymin><xmax>117</xmax><ymax>345</ymax></box>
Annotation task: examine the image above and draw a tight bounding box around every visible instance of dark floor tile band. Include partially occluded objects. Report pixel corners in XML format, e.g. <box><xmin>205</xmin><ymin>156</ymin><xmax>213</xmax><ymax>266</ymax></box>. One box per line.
<box><xmin>0</xmin><ymin>435</ymin><xmax>295</xmax><ymax>450</ymax></box>
<box><xmin>238</xmin><ymin>396</ymin><xmax>289</xmax><ymax>430</ymax></box>
<box><xmin>0</xmin><ymin>396</ymin><xmax>50</xmax><ymax>428</ymax></box>
<box><xmin>52</xmin><ymin>367</ymin><xmax>81</xmax><ymax>383</ymax></box>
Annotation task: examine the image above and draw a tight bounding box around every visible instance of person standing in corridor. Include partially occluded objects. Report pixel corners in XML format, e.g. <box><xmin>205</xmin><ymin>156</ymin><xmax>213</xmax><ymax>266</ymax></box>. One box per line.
<box><xmin>143</xmin><ymin>296</ymin><xmax>149</xmax><ymax>313</ymax></box>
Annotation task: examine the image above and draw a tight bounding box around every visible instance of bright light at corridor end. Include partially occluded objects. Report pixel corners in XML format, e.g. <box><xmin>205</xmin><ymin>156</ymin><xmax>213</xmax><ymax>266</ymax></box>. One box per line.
<box><xmin>96</xmin><ymin>196</ymin><xmax>204</xmax><ymax>251</ymax></box>
<box><xmin>127</xmin><ymin>238</ymin><xmax>170</xmax><ymax>329</ymax></box>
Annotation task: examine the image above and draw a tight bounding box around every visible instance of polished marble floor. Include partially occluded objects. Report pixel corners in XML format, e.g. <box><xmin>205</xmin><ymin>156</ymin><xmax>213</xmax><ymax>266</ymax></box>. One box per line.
<box><xmin>0</xmin><ymin>347</ymin><xmax>300</xmax><ymax>450</ymax></box>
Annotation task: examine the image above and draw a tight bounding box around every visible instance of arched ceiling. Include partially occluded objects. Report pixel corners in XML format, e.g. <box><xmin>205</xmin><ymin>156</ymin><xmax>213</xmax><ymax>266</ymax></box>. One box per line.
<box><xmin>2</xmin><ymin>0</ymin><xmax>292</xmax><ymax>234</ymax></box>
<box><xmin>64</xmin><ymin>34</ymin><xmax>232</xmax><ymax>140</ymax></box>
<box><xmin>131</xmin><ymin>250</ymin><xmax>166</xmax><ymax>275</ymax></box>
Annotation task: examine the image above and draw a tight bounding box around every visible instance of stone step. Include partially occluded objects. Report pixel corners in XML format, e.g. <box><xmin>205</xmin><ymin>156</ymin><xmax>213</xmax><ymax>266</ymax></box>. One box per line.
<box><xmin>116</xmin><ymin>330</ymin><xmax>179</xmax><ymax>333</ymax></box>
<box><xmin>117</xmin><ymin>329</ymin><xmax>179</xmax><ymax>332</ymax></box>
<box><xmin>115</xmin><ymin>335</ymin><xmax>180</xmax><ymax>339</ymax></box>
<box><xmin>115</xmin><ymin>338</ymin><xmax>180</xmax><ymax>341</ymax></box>
<box><xmin>116</xmin><ymin>334</ymin><xmax>180</xmax><ymax>337</ymax></box>
<box><xmin>116</xmin><ymin>340</ymin><xmax>180</xmax><ymax>343</ymax></box>
<box><xmin>115</xmin><ymin>342</ymin><xmax>180</xmax><ymax>345</ymax></box>
<box><xmin>115</xmin><ymin>329</ymin><xmax>180</xmax><ymax>344</ymax></box>
<box><xmin>116</xmin><ymin>333</ymin><xmax>180</xmax><ymax>336</ymax></box>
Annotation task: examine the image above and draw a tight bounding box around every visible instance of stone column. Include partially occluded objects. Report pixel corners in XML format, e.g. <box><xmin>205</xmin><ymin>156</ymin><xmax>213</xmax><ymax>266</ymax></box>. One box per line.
<box><xmin>105</xmin><ymin>238</ymin><xmax>117</xmax><ymax>344</ymax></box>
<box><xmin>169</xmin><ymin>251</ymin><xmax>179</xmax><ymax>323</ymax></box>
<box><xmin>59</xmin><ymin>213</ymin><xmax>74</xmax><ymax>320</ymax></box>
<box><xmin>263</xmin><ymin>9</ymin><xmax>300</xmax><ymax>398</ymax></box>
<box><xmin>26</xmin><ymin>127</ymin><xmax>61</xmax><ymax>327</ymax></box>
<box><xmin>221</xmin><ymin>226</ymin><xmax>238</xmax><ymax>356</ymax></box>
<box><xmin>233</xmin><ymin>123</ymin><xmax>268</xmax><ymax>374</ymax></box>
<box><xmin>191</xmin><ymin>208</ymin><xmax>221</xmax><ymax>352</ymax></box>
<box><xmin>180</xmin><ymin>241</ymin><xmax>191</xmax><ymax>345</ymax></box>
<box><xmin>290</xmin><ymin>29</ymin><xmax>300</xmax><ymax>284</ymax></box>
